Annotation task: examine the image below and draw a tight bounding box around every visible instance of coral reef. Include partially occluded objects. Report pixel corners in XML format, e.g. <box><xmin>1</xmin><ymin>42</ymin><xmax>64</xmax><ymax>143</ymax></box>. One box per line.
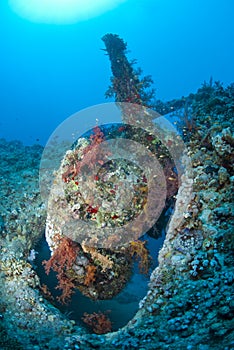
<box><xmin>0</xmin><ymin>102</ymin><xmax>233</xmax><ymax>349</ymax></box>
<box><xmin>0</xmin><ymin>35</ymin><xmax>233</xmax><ymax>350</ymax></box>
<box><xmin>0</xmin><ymin>141</ymin><xmax>78</xmax><ymax>349</ymax></box>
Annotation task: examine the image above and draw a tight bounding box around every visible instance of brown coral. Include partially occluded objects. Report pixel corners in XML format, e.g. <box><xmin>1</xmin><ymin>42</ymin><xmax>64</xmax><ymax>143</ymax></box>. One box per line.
<box><xmin>82</xmin><ymin>311</ymin><xmax>112</xmax><ymax>334</ymax></box>
<box><xmin>84</xmin><ymin>265</ymin><xmax>96</xmax><ymax>286</ymax></box>
<box><xmin>128</xmin><ymin>240</ymin><xmax>150</xmax><ymax>274</ymax></box>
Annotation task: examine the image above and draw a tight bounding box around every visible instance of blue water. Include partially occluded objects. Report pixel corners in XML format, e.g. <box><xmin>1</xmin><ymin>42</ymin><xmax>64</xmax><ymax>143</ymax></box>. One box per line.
<box><xmin>0</xmin><ymin>0</ymin><xmax>233</xmax><ymax>145</ymax></box>
<box><xmin>1</xmin><ymin>1</ymin><xmax>233</xmax><ymax>346</ymax></box>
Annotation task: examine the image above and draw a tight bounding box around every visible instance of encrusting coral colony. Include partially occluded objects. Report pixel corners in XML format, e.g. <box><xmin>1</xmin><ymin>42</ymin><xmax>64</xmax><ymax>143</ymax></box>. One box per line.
<box><xmin>42</xmin><ymin>34</ymin><xmax>178</xmax><ymax>309</ymax></box>
<box><xmin>0</xmin><ymin>34</ymin><xmax>233</xmax><ymax>349</ymax></box>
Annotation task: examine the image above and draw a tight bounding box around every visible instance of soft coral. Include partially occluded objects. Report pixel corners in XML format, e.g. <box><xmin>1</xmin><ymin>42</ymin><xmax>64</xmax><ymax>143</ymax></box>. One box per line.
<box><xmin>82</xmin><ymin>311</ymin><xmax>112</xmax><ymax>334</ymax></box>
<box><xmin>43</xmin><ymin>237</ymin><xmax>79</xmax><ymax>304</ymax></box>
<box><xmin>62</xmin><ymin>126</ymin><xmax>105</xmax><ymax>183</ymax></box>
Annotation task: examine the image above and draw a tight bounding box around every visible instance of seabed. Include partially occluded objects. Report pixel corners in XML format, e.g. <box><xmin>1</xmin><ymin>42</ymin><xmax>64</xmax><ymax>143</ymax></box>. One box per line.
<box><xmin>0</xmin><ymin>97</ymin><xmax>233</xmax><ymax>349</ymax></box>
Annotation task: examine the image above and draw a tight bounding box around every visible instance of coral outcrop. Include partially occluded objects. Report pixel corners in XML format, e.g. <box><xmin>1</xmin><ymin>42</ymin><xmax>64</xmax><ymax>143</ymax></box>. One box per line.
<box><xmin>0</xmin><ymin>38</ymin><xmax>233</xmax><ymax>349</ymax></box>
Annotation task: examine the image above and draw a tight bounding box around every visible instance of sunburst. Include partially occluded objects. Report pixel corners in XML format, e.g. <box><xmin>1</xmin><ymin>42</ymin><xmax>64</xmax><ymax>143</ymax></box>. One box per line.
<box><xmin>9</xmin><ymin>0</ymin><xmax>126</xmax><ymax>24</ymax></box>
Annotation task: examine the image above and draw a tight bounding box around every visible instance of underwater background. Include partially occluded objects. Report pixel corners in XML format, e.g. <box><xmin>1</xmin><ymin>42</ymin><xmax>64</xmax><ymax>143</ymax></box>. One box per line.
<box><xmin>0</xmin><ymin>0</ymin><xmax>234</xmax><ymax>145</ymax></box>
<box><xmin>0</xmin><ymin>1</ymin><xmax>234</xmax><ymax>349</ymax></box>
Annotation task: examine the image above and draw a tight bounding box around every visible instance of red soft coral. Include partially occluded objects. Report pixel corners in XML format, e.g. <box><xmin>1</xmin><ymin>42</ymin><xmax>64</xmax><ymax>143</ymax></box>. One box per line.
<box><xmin>62</xmin><ymin>126</ymin><xmax>105</xmax><ymax>183</ymax></box>
<box><xmin>43</xmin><ymin>237</ymin><xmax>79</xmax><ymax>304</ymax></box>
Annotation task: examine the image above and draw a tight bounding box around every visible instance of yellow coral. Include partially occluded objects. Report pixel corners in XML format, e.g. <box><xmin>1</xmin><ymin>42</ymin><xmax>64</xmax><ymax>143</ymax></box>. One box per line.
<box><xmin>128</xmin><ymin>240</ymin><xmax>150</xmax><ymax>274</ymax></box>
<box><xmin>82</xmin><ymin>245</ymin><xmax>113</xmax><ymax>272</ymax></box>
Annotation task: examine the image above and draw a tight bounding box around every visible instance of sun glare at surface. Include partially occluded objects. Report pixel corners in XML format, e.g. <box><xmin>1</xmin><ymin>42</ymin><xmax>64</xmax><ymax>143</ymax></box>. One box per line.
<box><xmin>9</xmin><ymin>0</ymin><xmax>126</xmax><ymax>24</ymax></box>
